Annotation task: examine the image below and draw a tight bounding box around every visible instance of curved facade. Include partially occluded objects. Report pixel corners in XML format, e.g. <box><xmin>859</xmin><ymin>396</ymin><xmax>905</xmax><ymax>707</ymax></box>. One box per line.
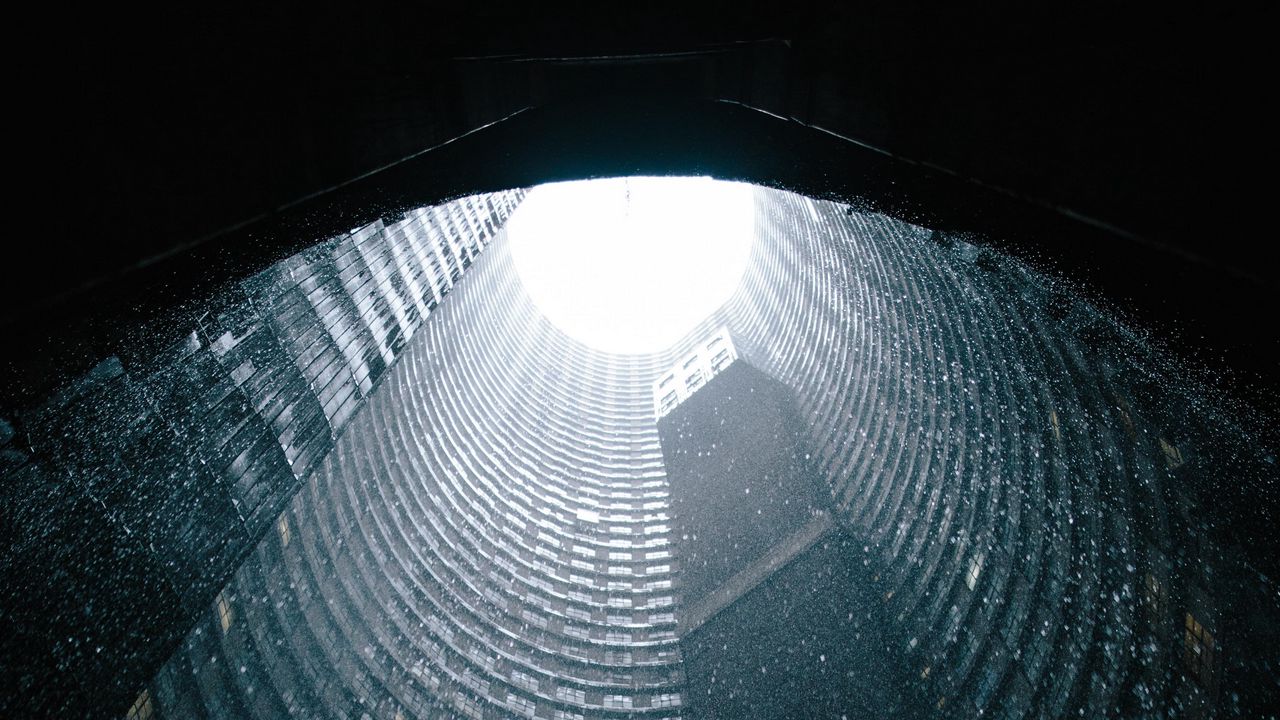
<box><xmin>148</xmin><ymin>237</ymin><xmax>704</xmax><ymax>720</ymax></box>
<box><xmin>4</xmin><ymin>183</ymin><xmax>1274</xmax><ymax>719</ymax></box>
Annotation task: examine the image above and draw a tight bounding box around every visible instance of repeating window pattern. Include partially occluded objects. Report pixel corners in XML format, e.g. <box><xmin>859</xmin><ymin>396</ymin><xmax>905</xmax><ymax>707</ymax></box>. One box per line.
<box><xmin>653</xmin><ymin>327</ymin><xmax>738</xmax><ymax>417</ymax></box>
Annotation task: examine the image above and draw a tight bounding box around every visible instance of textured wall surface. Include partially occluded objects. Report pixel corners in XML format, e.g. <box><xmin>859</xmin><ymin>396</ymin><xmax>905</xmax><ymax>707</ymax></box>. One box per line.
<box><xmin>0</xmin><ymin>191</ymin><xmax>526</xmax><ymax>717</ymax></box>
<box><xmin>148</xmin><ymin>241</ymin><xmax>714</xmax><ymax>720</ymax></box>
<box><xmin>724</xmin><ymin>190</ymin><xmax>1278</xmax><ymax>718</ymax></box>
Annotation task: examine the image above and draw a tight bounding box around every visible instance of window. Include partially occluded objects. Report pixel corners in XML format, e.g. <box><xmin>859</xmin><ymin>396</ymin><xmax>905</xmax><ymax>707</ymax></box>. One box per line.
<box><xmin>456</xmin><ymin>694</ymin><xmax>483</xmax><ymax>719</ymax></box>
<box><xmin>215</xmin><ymin>590</ymin><xmax>234</xmax><ymax>633</ymax></box>
<box><xmin>277</xmin><ymin>515</ymin><xmax>291</xmax><ymax>547</ymax></box>
<box><xmin>508</xmin><ymin>694</ymin><xmax>536</xmax><ymax>718</ymax></box>
<box><xmin>966</xmin><ymin>551</ymin><xmax>985</xmax><ymax>590</ymax></box>
<box><xmin>685</xmin><ymin>370</ymin><xmax>704</xmax><ymax>390</ymax></box>
<box><xmin>556</xmin><ymin>685</ymin><xmax>586</xmax><ymax>704</ymax></box>
<box><xmin>1048</xmin><ymin>410</ymin><xmax>1061</xmax><ymax>442</ymax></box>
<box><xmin>604</xmin><ymin>694</ymin><xmax>634</xmax><ymax>709</ymax></box>
<box><xmin>126</xmin><ymin>689</ymin><xmax>154</xmax><ymax>720</ymax></box>
<box><xmin>1183</xmin><ymin>612</ymin><xmax>1216</xmax><ymax>688</ymax></box>
<box><xmin>653</xmin><ymin>692</ymin><xmax>682</xmax><ymax>708</ymax></box>
<box><xmin>1160</xmin><ymin>437</ymin><xmax>1185</xmax><ymax>469</ymax></box>
<box><xmin>511</xmin><ymin>669</ymin><xmax>539</xmax><ymax>691</ymax></box>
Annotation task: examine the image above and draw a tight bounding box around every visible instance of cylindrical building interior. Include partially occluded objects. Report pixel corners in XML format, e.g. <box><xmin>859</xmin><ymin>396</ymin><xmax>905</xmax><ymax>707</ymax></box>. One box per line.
<box><xmin>3</xmin><ymin>179</ymin><xmax>1273</xmax><ymax>719</ymax></box>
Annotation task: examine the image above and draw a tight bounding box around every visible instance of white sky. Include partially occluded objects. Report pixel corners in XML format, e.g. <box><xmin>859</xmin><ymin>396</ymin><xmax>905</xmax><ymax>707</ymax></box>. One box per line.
<box><xmin>507</xmin><ymin>177</ymin><xmax>755</xmax><ymax>354</ymax></box>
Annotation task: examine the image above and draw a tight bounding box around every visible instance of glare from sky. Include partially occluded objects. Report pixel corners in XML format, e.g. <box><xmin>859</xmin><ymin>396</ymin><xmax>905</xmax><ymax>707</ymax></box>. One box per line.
<box><xmin>507</xmin><ymin>177</ymin><xmax>755</xmax><ymax>354</ymax></box>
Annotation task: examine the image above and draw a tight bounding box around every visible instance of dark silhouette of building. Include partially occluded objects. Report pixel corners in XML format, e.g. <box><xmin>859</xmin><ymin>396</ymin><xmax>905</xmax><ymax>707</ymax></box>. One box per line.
<box><xmin>658</xmin><ymin>344</ymin><xmax>913</xmax><ymax>719</ymax></box>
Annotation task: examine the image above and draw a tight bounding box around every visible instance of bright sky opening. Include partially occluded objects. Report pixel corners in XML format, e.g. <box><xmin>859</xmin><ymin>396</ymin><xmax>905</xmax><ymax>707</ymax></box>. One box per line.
<box><xmin>507</xmin><ymin>177</ymin><xmax>755</xmax><ymax>354</ymax></box>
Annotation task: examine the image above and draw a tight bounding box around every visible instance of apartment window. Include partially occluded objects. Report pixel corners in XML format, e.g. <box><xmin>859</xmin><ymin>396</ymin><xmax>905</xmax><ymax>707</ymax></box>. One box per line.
<box><xmin>685</xmin><ymin>370</ymin><xmax>704</xmax><ymax>390</ymax></box>
<box><xmin>511</xmin><ymin>669</ymin><xmax>539</xmax><ymax>691</ymax></box>
<box><xmin>647</xmin><ymin>564</ymin><xmax>671</xmax><ymax>575</ymax></box>
<box><xmin>608</xmin><ymin>551</ymin><xmax>631</xmax><ymax>561</ymax></box>
<box><xmin>1183</xmin><ymin>612</ymin><xmax>1216</xmax><ymax>688</ymax></box>
<box><xmin>215</xmin><ymin>590</ymin><xmax>234</xmax><ymax>633</ymax></box>
<box><xmin>1048</xmin><ymin>410</ymin><xmax>1061</xmax><ymax>442</ymax></box>
<box><xmin>508</xmin><ymin>695</ymin><xmax>537</xmax><ymax>718</ymax></box>
<box><xmin>653</xmin><ymin>692</ymin><xmax>682</xmax><ymax>708</ymax></box>
<box><xmin>1160</xmin><ymin>437</ymin><xmax>1185</xmax><ymax>469</ymax></box>
<box><xmin>556</xmin><ymin>686</ymin><xmax>586</xmax><ymax>704</ymax></box>
<box><xmin>126</xmin><ymin>689</ymin><xmax>154</xmax><ymax>720</ymax></box>
<box><xmin>277</xmin><ymin>515</ymin><xmax>291</xmax><ymax>547</ymax></box>
<box><xmin>966</xmin><ymin>551</ymin><xmax>985</xmax><ymax>590</ymax></box>
<box><xmin>603</xmin><ymin>694</ymin><xmax>634</xmax><ymax>709</ymax></box>
<box><xmin>554</xmin><ymin>711</ymin><xmax>586</xmax><ymax>720</ymax></box>
<box><xmin>456</xmin><ymin>695</ymin><xmax>483</xmax><ymax>719</ymax></box>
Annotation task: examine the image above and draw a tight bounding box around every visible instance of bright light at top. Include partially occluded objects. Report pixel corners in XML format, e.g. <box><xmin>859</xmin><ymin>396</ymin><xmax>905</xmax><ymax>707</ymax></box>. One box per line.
<box><xmin>507</xmin><ymin>177</ymin><xmax>755</xmax><ymax>354</ymax></box>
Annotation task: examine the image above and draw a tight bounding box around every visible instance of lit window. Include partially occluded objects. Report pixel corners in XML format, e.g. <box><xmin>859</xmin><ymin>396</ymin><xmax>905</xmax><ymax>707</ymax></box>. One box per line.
<box><xmin>1049</xmin><ymin>410</ymin><xmax>1061</xmax><ymax>442</ymax></box>
<box><xmin>603</xmin><ymin>694</ymin><xmax>634</xmax><ymax>709</ymax></box>
<box><xmin>966</xmin><ymin>552</ymin><xmax>985</xmax><ymax>590</ymax></box>
<box><xmin>652</xmin><ymin>692</ymin><xmax>682</xmax><ymax>708</ymax></box>
<box><xmin>1183</xmin><ymin>612</ymin><xmax>1217</xmax><ymax>688</ymax></box>
<box><xmin>215</xmin><ymin>590</ymin><xmax>234</xmax><ymax>633</ymax></box>
<box><xmin>277</xmin><ymin>515</ymin><xmax>291</xmax><ymax>547</ymax></box>
<box><xmin>556</xmin><ymin>685</ymin><xmax>586</xmax><ymax>704</ymax></box>
<box><xmin>1160</xmin><ymin>437</ymin><xmax>1185</xmax><ymax>469</ymax></box>
<box><xmin>511</xmin><ymin>669</ymin><xmax>539</xmax><ymax>691</ymax></box>
<box><xmin>508</xmin><ymin>694</ymin><xmax>536</xmax><ymax>718</ymax></box>
<box><xmin>126</xmin><ymin>689</ymin><xmax>154</xmax><ymax>720</ymax></box>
